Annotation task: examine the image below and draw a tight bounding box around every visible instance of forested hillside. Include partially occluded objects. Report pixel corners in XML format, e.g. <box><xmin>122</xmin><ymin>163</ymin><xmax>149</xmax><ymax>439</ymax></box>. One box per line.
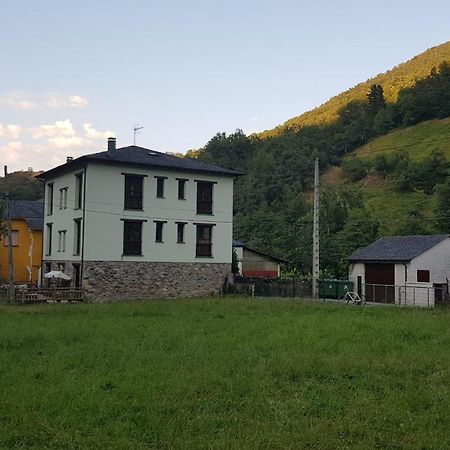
<box><xmin>259</xmin><ymin>41</ymin><xmax>450</xmax><ymax>138</ymax></box>
<box><xmin>191</xmin><ymin>44</ymin><xmax>450</xmax><ymax>277</ymax></box>
<box><xmin>0</xmin><ymin>171</ymin><xmax>44</xmax><ymax>201</ymax></box>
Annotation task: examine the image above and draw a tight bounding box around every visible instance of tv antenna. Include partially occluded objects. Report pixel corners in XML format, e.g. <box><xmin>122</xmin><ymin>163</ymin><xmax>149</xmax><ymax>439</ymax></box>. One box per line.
<box><xmin>133</xmin><ymin>126</ymin><xmax>144</xmax><ymax>146</ymax></box>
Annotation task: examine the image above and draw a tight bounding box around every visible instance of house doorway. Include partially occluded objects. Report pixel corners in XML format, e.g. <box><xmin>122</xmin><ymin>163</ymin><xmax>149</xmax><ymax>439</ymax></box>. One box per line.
<box><xmin>73</xmin><ymin>264</ymin><xmax>81</xmax><ymax>288</ymax></box>
<box><xmin>365</xmin><ymin>263</ymin><xmax>395</xmax><ymax>303</ymax></box>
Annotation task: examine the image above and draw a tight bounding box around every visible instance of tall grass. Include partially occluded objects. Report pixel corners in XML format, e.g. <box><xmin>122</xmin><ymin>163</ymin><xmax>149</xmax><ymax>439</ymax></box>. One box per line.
<box><xmin>1</xmin><ymin>298</ymin><xmax>449</xmax><ymax>449</ymax></box>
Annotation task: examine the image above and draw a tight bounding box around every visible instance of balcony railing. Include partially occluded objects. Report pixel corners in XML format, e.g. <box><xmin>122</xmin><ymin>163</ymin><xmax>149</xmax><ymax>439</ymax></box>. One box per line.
<box><xmin>196</xmin><ymin>200</ymin><xmax>213</xmax><ymax>214</ymax></box>
<box><xmin>196</xmin><ymin>243</ymin><xmax>212</xmax><ymax>257</ymax></box>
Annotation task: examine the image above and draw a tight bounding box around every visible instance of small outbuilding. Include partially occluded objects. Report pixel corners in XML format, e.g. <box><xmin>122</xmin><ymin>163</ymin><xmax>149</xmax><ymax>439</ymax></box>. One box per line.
<box><xmin>348</xmin><ymin>234</ymin><xmax>450</xmax><ymax>306</ymax></box>
<box><xmin>233</xmin><ymin>240</ymin><xmax>284</xmax><ymax>279</ymax></box>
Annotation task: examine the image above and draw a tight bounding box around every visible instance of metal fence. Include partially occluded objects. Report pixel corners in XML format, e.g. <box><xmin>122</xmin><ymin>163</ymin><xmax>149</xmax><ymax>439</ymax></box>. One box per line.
<box><xmin>362</xmin><ymin>283</ymin><xmax>448</xmax><ymax>307</ymax></box>
<box><xmin>232</xmin><ymin>278</ymin><xmax>311</xmax><ymax>299</ymax></box>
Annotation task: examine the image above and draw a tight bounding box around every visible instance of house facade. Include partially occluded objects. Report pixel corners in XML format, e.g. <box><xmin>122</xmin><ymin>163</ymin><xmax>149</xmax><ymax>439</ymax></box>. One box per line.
<box><xmin>0</xmin><ymin>200</ymin><xmax>43</xmax><ymax>285</ymax></box>
<box><xmin>233</xmin><ymin>241</ymin><xmax>283</xmax><ymax>279</ymax></box>
<box><xmin>37</xmin><ymin>138</ymin><xmax>240</xmax><ymax>300</ymax></box>
<box><xmin>348</xmin><ymin>235</ymin><xmax>450</xmax><ymax>307</ymax></box>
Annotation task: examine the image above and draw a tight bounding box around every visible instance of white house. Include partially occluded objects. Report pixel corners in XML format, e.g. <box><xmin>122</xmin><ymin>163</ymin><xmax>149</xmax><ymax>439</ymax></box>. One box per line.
<box><xmin>37</xmin><ymin>138</ymin><xmax>240</xmax><ymax>300</ymax></box>
<box><xmin>348</xmin><ymin>234</ymin><xmax>450</xmax><ymax>307</ymax></box>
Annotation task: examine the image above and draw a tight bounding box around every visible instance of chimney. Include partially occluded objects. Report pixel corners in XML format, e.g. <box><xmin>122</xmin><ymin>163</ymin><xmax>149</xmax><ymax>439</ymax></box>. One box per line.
<box><xmin>66</xmin><ymin>156</ymin><xmax>73</xmax><ymax>163</ymax></box>
<box><xmin>107</xmin><ymin>137</ymin><xmax>116</xmax><ymax>153</ymax></box>
<box><xmin>4</xmin><ymin>165</ymin><xmax>7</xmax><ymax>177</ymax></box>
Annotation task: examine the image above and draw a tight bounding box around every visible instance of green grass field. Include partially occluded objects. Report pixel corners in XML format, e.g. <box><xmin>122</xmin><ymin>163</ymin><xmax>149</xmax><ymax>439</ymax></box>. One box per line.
<box><xmin>1</xmin><ymin>298</ymin><xmax>450</xmax><ymax>449</ymax></box>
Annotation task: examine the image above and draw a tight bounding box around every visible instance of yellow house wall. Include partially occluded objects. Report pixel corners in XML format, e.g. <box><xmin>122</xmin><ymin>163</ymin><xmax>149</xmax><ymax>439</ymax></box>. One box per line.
<box><xmin>0</xmin><ymin>219</ymin><xmax>43</xmax><ymax>285</ymax></box>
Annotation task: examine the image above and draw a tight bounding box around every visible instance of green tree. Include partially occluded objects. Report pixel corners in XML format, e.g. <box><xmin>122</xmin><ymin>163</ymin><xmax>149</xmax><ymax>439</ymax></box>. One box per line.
<box><xmin>435</xmin><ymin>177</ymin><xmax>450</xmax><ymax>232</ymax></box>
<box><xmin>367</xmin><ymin>84</ymin><xmax>386</xmax><ymax>114</ymax></box>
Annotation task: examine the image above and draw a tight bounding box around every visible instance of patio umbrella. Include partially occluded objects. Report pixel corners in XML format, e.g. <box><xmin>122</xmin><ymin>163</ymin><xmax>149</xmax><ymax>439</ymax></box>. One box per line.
<box><xmin>44</xmin><ymin>271</ymin><xmax>72</xmax><ymax>280</ymax></box>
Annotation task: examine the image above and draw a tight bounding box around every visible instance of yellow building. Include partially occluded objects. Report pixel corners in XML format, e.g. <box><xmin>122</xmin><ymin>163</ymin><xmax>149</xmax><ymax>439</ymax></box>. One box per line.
<box><xmin>0</xmin><ymin>200</ymin><xmax>43</xmax><ymax>285</ymax></box>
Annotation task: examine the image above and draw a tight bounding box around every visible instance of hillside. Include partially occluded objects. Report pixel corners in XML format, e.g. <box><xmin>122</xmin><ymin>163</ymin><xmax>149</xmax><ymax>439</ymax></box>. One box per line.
<box><xmin>259</xmin><ymin>41</ymin><xmax>450</xmax><ymax>138</ymax></box>
<box><xmin>327</xmin><ymin>117</ymin><xmax>450</xmax><ymax>236</ymax></box>
<box><xmin>0</xmin><ymin>171</ymin><xmax>44</xmax><ymax>201</ymax></box>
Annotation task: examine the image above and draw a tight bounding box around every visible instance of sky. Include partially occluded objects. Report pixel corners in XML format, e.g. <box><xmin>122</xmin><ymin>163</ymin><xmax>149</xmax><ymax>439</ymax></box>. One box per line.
<box><xmin>1</xmin><ymin>0</ymin><xmax>449</xmax><ymax>172</ymax></box>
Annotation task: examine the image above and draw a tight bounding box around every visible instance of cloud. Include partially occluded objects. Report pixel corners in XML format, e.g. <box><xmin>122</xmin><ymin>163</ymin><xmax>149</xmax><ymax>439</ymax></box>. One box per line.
<box><xmin>0</xmin><ymin>123</ymin><xmax>22</xmax><ymax>139</ymax></box>
<box><xmin>69</xmin><ymin>95</ymin><xmax>89</xmax><ymax>108</ymax></box>
<box><xmin>32</xmin><ymin>119</ymin><xmax>76</xmax><ymax>139</ymax></box>
<box><xmin>46</xmin><ymin>93</ymin><xmax>89</xmax><ymax>109</ymax></box>
<box><xmin>48</xmin><ymin>136</ymin><xmax>87</xmax><ymax>149</ymax></box>
<box><xmin>0</xmin><ymin>141</ymin><xmax>23</xmax><ymax>164</ymax></box>
<box><xmin>0</xmin><ymin>92</ymin><xmax>37</xmax><ymax>110</ymax></box>
<box><xmin>83</xmin><ymin>123</ymin><xmax>115</xmax><ymax>139</ymax></box>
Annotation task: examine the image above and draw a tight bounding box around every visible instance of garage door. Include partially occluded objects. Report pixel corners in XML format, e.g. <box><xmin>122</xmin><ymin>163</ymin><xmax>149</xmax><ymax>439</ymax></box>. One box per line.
<box><xmin>365</xmin><ymin>263</ymin><xmax>395</xmax><ymax>303</ymax></box>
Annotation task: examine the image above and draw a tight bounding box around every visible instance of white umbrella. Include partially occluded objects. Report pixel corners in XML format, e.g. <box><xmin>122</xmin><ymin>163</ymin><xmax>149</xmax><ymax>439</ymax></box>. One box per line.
<box><xmin>44</xmin><ymin>270</ymin><xmax>72</xmax><ymax>280</ymax></box>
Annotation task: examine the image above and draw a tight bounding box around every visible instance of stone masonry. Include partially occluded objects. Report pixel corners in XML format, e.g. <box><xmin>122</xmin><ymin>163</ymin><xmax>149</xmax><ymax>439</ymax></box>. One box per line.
<box><xmin>82</xmin><ymin>261</ymin><xmax>231</xmax><ymax>301</ymax></box>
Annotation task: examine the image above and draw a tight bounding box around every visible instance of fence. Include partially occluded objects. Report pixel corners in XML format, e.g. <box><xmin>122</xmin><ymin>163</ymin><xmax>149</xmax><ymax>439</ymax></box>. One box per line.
<box><xmin>362</xmin><ymin>283</ymin><xmax>447</xmax><ymax>307</ymax></box>
<box><xmin>232</xmin><ymin>278</ymin><xmax>311</xmax><ymax>299</ymax></box>
<box><xmin>1</xmin><ymin>287</ymin><xmax>84</xmax><ymax>304</ymax></box>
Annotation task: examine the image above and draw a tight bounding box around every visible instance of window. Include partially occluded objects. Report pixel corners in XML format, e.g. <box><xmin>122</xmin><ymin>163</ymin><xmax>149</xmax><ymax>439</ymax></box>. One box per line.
<box><xmin>195</xmin><ymin>224</ymin><xmax>214</xmax><ymax>257</ymax></box>
<box><xmin>74</xmin><ymin>219</ymin><xmax>82</xmax><ymax>255</ymax></box>
<box><xmin>154</xmin><ymin>220</ymin><xmax>166</xmax><ymax>243</ymax></box>
<box><xmin>73</xmin><ymin>264</ymin><xmax>81</xmax><ymax>287</ymax></box>
<box><xmin>46</xmin><ymin>223</ymin><xmax>53</xmax><ymax>255</ymax></box>
<box><xmin>417</xmin><ymin>270</ymin><xmax>430</xmax><ymax>282</ymax></box>
<box><xmin>123</xmin><ymin>220</ymin><xmax>143</xmax><ymax>255</ymax></box>
<box><xmin>155</xmin><ymin>176</ymin><xmax>167</xmax><ymax>198</ymax></box>
<box><xmin>177</xmin><ymin>178</ymin><xmax>187</xmax><ymax>200</ymax></box>
<box><xmin>3</xmin><ymin>230</ymin><xmax>19</xmax><ymax>246</ymax></box>
<box><xmin>59</xmin><ymin>187</ymin><xmax>68</xmax><ymax>209</ymax></box>
<box><xmin>57</xmin><ymin>262</ymin><xmax>66</xmax><ymax>272</ymax></box>
<box><xmin>196</xmin><ymin>181</ymin><xmax>214</xmax><ymax>214</ymax></box>
<box><xmin>176</xmin><ymin>222</ymin><xmax>186</xmax><ymax>243</ymax></box>
<box><xmin>75</xmin><ymin>173</ymin><xmax>83</xmax><ymax>209</ymax></box>
<box><xmin>58</xmin><ymin>230</ymin><xmax>67</xmax><ymax>252</ymax></box>
<box><xmin>47</xmin><ymin>183</ymin><xmax>54</xmax><ymax>215</ymax></box>
<box><xmin>124</xmin><ymin>175</ymin><xmax>144</xmax><ymax>210</ymax></box>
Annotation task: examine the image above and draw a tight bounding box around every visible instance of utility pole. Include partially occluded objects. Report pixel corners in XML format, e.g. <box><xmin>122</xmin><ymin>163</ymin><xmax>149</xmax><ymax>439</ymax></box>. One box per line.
<box><xmin>312</xmin><ymin>157</ymin><xmax>320</xmax><ymax>298</ymax></box>
<box><xmin>5</xmin><ymin>193</ymin><xmax>15</xmax><ymax>302</ymax></box>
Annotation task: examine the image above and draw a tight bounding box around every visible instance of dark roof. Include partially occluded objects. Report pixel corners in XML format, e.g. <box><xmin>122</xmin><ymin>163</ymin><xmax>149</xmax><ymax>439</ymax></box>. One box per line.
<box><xmin>38</xmin><ymin>146</ymin><xmax>242</xmax><ymax>180</ymax></box>
<box><xmin>232</xmin><ymin>240</ymin><xmax>286</xmax><ymax>263</ymax></box>
<box><xmin>348</xmin><ymin>234</ymin><xmax>449</xmax><ymax>263</ymax></box>
<box><xmin>2</xmin><ymin>200</ymin><xmax>44</xmax><ymax>230</ymax></box>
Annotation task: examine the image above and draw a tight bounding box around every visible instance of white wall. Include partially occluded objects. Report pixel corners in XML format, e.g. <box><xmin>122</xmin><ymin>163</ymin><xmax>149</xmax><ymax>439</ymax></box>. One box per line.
<box><xmin>43</xmin><ymin>168</ymin><xmax>85</xmax><ymax>263</ymax></box>
<box><xmin>83</xmin><ymin>163</ymin><xmax>234</xmax><ymax>263</ymax></box>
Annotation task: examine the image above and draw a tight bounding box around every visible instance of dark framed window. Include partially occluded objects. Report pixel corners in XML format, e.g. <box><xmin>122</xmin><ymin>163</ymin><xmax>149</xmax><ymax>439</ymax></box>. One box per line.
<box><xmin>154</xmin><ymin>220</ymin><xmax>166</xmax><ymax>243</ymax></box>
<box><xmin>196</xmin><ymin>181</ymin><xmax>214</xmax><ymax>214</ymax></box>
<box><xmin>417</xmin><ymin>270</ymin><xmax>430</xmax><ymax>282</ymax></box>
<box><xmin>123</xmin><ymin>220</ymin><xmax>143</xmax><ymax>255</ymax></box>
<box><xmin>74</xmin><ymin>219</ymin><xmax>82</xmax><ymax>255</ymax></box>
<box><xmin>46</xmin><ymin>223</ymin><xmax>53</xmax><ymax>255</ymax></box>
<box><xmin>177</xmin><ymin>178</ymin><xmax>187</xmax><ymax>200</ymax></box>
<box><xmin>75</xmin><ymin>173</ymin><xmax>83</xmax><ymax>209</ymax></box>
<box><xmin>47</xmin><ymin>183</ymin><xmax>54</xmax><ymax>215</ymax></box>
<box><xmin>73</xmin><ymin>264</ymin><xmax>81</xmax><ymax>287</ymax></box>
<box><xmin>124</xmin><ymin>175</ymin><xmax>144</xmax><ymax>210</ymax></box>
<box><xmin>195</xmin><ymin>224</ymin><xmax>214</xmax><ymax>257</ymax></box>
<box><xmin>155</xmin><ymin>176</ymin><xmax>167</xmax><ymax>198</ymax></box>
<box><xmin>176</xmin><ymin>222</ymin><xmax>187</xmax><ymax>243</ymax></box>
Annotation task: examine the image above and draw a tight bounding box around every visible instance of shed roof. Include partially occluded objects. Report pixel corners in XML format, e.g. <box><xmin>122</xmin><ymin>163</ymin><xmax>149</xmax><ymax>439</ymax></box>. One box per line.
<box><xmin>2</xmin><ymin>200</ymin><xmax>44</xmax><ymax>230</ymax></box>
<box><xmin>38</xmin><ymin>146</ymin><xmax>242</xmax><ymax>180</ymax></box>
<box><xmin>233</xmin><ymin>240</ymin><xmax>286</xmax><ymax>263</ymax></box>
<box><xmin>348</xmin><ymin>234</ymin><xmax>449</xmax><ymax>263</ymax></box>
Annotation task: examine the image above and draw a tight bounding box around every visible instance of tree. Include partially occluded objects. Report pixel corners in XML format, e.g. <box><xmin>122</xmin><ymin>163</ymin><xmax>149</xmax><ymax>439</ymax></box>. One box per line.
<box><xmin>367</xmin><ymin>84</ymin><xmax>386</xmax><ymax>114</ymax></box>
<box><xmin>435</xmin><ymin>177</ymin><xmax>450</xmax><ymax>232</ymax></box>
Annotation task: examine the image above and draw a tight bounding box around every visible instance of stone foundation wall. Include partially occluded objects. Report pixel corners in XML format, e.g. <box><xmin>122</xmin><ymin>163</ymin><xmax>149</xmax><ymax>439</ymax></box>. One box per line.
<box><xmin>82</xmin><ymin>261</ymin><xmax>231</xmax><ymax>301</ymax></box>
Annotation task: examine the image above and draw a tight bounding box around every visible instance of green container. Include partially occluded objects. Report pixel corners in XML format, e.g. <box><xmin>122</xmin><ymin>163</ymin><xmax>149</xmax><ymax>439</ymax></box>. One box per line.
<box><xmin>319</xmin><ymin>279</ymin><xmax>354</xmax><ymax>299</ymax></box>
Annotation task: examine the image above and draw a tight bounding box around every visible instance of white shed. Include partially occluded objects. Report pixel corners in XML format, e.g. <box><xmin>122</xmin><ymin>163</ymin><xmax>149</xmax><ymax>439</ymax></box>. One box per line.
<box><xmin>348</xmin><ymin>235</ymin><xmax>450</xmax><ymax>307</ymax></box>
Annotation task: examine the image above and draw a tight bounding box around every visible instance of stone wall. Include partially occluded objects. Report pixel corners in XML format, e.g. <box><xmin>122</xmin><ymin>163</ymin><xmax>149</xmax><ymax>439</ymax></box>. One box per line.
<box><xmin>82</xmin><ymin>261</ymin><xmax>230</xmax><ymax>301</ymax></box>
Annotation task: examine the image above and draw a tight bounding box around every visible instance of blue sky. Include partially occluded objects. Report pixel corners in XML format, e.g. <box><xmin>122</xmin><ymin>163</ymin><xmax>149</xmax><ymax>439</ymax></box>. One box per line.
<box><xmin>1</xmin><ymin>0</ymin><xmax>449</xmax><ymax>171</ymax></box>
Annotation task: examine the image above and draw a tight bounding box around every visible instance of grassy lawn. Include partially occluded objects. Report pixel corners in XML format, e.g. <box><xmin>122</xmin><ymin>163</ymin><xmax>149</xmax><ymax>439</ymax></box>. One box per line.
<box><xmin>1</xmin><ymin>298</ymin><xmax>450</xmax><ymax>449</ymax></box>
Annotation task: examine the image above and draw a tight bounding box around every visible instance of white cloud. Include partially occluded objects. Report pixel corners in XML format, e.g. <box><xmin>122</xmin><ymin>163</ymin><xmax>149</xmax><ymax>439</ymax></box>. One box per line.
<box><xmin>69</xmin><ymin>95</ymin><xmax>89</xmax><ymax>108</ymax></box>
<box><xmin>0</xmin><ymin>141</ymin><xmax>23</xmax><ymax>164</ymax></box>
<box><xmin>0</xmin><ymin>92</ymin><xmax>37</xmax><ymax>110</ymax></box>
<box><xmin>0</xmin><ymin>123</ymin><xmax>22</xmax><ymax>139</ymax></box>
<box><xmin>48</xmin><ymin>136</ymin><xmax>87</xmax><ymax>149</ymax></box>
<box><xmin>32</xmin><ymin>119</ymin><xmax>76</xmax><ymax>139</ymax></box>
<box><xmin>83</xmin><ymin>123</ymin><xmax>115</xmax><ymax>139</ymax></box>
<box><xmin>46</xmin><ymin>93</ymin><xmax>89</xmax><ymax>109</ymax></box>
